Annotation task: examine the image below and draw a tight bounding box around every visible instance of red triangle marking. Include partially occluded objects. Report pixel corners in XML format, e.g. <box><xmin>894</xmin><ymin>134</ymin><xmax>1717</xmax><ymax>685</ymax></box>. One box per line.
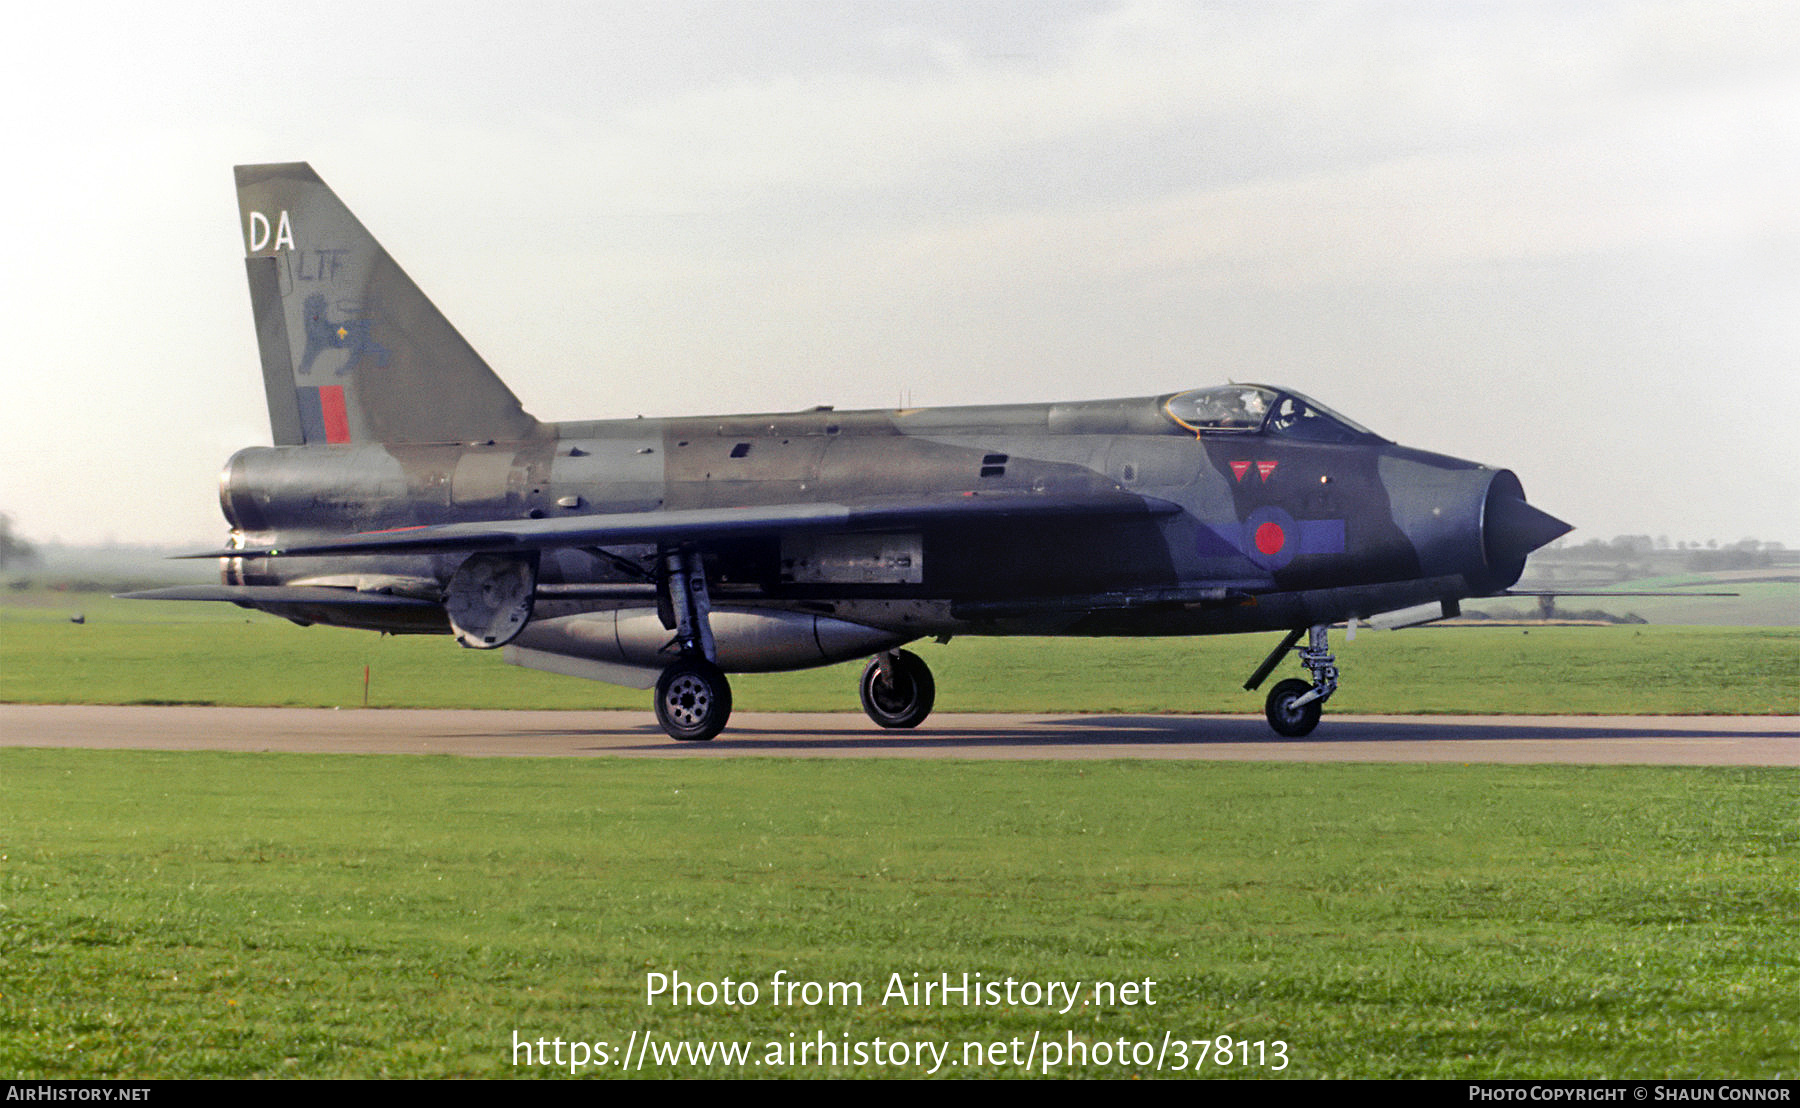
<box><xmin>1257</xmin><ymin>460</ymin><xmax>1278</xmax><ymax>482</ymax></box>
<box><xmin>1230</xmin><ymin>461</ymin><xmax>1252</xmax><ymax>482</ymax></box>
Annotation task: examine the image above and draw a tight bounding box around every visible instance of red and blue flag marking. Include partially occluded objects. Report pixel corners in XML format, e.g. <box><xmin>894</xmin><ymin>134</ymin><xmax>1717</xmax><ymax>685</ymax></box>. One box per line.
<box><xmin>296</xmin><ymin>385</ymin><xmax>352</xmax><ymax>444</ymax></box>
<box><xmin>1196</xmin><ymin>507</ymin><xmax>1346</xmax><ymax>570</ymax></box>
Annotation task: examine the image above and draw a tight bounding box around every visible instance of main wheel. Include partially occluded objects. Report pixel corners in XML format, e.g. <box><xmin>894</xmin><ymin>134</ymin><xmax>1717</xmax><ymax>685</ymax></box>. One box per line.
<box><xmin>654</xmin><ymin>659</ymin><xmax>732</xmax><ymax>741</ymax></box>
<box><xmin>1264</xmin><ymin>678</ymin><xmax>1322</xmax><ymax>738</ymax></box>
<box><xmin>858</xmin><ymin>650</ymin><xmax>935</xmax><ymax>729</ymax></box>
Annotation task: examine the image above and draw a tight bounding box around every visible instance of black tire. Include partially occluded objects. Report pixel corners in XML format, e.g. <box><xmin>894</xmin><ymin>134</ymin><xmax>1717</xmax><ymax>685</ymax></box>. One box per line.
<box><xmin>654</xmin><ymin>659</ymin><xmax>732</xmax><ymax>741</ymax></box>
<box><xmin>858</xmin><ymin>650</ymin><xmax>935</xmax><ymax>729</ymax></box>
<box><xmin>1264</xmin><ymin>678</ymin><xmax>1322</xmax><ymax>738</ymax></box>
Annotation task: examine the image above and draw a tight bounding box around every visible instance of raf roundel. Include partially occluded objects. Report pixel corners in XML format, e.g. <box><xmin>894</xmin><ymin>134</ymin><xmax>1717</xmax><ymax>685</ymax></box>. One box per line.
<box><xmin>1243</xmin><ymin>507</ymin><xmax>1301</xmax><ymax>570</ymax></box>
<box><xmin>1254</xmin><ymin>520</ymin><xmax>1287</xmax><ymax>557</ymax></box>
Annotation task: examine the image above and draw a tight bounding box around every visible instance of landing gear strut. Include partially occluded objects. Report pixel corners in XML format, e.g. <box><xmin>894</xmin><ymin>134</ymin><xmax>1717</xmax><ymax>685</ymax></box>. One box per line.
<box><xmin>1245</xmin><ymin>624</ymin><xmax>1338</xmax><ymax>738</ymax></box>
<box><xmin>651</xmin><ymin>548</ymin><xmax>731</xmax><ymax>741</ymax></box>
<box><xmin>859</xmin><ymin>649</ymin><xmax>935</xmax><ymax>729</ymax></box>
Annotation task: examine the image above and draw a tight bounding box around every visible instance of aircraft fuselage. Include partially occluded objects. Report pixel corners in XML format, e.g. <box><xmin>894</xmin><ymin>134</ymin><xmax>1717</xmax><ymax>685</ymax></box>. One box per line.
<box><xmin>218</xmin><ymin>391</ymin><xmax>1536</xmax><ymax>649</ymax></box>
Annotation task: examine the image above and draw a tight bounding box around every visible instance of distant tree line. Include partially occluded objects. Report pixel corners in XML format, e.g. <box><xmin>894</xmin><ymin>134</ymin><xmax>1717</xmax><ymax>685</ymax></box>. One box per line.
<box><xmin>1540</xmin><ymin>536</ymin><xmax>1784</xmax><ymax>570</ymax></box>
<box><xmin>1682</xmin><ymin>547</ymin><xmax>1778</xmax><ymax>572</ymax></box>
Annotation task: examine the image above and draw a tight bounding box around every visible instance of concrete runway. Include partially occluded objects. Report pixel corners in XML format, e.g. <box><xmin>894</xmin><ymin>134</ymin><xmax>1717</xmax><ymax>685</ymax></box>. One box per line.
<box><xmin>1</xmin><ymin>704</ymin><xmax>1794</xmax><ymax>764</ymax></box>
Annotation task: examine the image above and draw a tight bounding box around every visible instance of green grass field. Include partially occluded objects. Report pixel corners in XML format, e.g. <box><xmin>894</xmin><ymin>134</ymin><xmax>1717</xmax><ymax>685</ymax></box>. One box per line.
<box><xmin>4</xmin><ymin>591</ymin><xmax>1796</xmax><ymax>1078</ymax></box>
<box><xmin>3</xmin><ymin>592</ymin><xmax>1796</xmax><ymax>715</ymax></box>
<box><xmin>2</xmin><ymin>751</ymin><xmax>1794</xmax><ymax>1079</ymax></box>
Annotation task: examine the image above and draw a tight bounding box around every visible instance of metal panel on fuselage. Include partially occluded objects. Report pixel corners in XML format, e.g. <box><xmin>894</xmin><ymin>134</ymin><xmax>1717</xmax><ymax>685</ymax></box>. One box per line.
<box><xmin>653</xmin><ymin>417</ymin><xmax>1188</xmax><ymax>601</ymax></box>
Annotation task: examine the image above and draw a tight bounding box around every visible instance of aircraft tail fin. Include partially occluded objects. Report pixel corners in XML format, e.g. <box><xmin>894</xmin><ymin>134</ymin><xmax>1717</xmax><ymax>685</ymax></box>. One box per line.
<box><xmin>234</xmin><ymin>163</ymin><xmax>543</xmax><ymax>446</ymax></box>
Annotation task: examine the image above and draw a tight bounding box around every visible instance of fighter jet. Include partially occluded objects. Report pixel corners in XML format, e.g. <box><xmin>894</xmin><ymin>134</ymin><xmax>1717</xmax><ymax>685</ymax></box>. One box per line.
<box><xmin>127</xmin><ymin>163</ymin><xmax>1573</xmax><ymax>741</ymax></box>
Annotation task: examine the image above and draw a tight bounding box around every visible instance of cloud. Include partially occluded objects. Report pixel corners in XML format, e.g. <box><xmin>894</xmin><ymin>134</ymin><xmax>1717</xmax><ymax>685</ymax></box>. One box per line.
<box><xmin>3</xmin><ymin>1</ymin><xmax>1795</xmax><ymax>544</ymax></box>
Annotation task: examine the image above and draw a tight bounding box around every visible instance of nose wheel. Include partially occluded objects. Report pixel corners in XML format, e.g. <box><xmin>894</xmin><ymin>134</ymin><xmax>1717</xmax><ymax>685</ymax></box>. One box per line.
<box><xmin>1264</xmin><ymin>678</ymin><xmax>1323</xmax><ymax>737</ymax></box>
<box><xmin>1246</xmin><ymin>624</ymin><xmax>1339</xmax><ymax>738</ymax></box>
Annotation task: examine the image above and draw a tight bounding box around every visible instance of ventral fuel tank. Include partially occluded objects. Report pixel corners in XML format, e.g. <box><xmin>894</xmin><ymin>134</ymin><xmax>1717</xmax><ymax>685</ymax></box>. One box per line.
<box><xmin>505</xmin><ymin>607</ymin><xmax>912</xmax><ymax>688</ymax></box>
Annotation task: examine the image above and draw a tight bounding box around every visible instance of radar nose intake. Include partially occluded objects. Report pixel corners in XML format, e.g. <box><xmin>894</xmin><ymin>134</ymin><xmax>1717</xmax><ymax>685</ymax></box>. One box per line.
<box><xmin>1482</xmin><ymin>474</ymin><xmax>1572</xmax><ymax>589</ymax></box>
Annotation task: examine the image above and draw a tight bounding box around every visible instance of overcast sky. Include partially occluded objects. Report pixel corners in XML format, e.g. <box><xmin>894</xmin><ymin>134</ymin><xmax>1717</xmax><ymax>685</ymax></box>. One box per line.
<box><xmin>2</xmin><ymin>0</ymin><xmax>1795</xmax><ymax>548</ymax></box>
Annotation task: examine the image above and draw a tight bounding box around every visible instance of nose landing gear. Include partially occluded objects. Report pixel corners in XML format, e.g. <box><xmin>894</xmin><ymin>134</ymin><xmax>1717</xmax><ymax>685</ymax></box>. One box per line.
<box><xmin>1245</xmin><ymin>624</ymin><xmax>1339</xmax><ymax>738</ymax></box>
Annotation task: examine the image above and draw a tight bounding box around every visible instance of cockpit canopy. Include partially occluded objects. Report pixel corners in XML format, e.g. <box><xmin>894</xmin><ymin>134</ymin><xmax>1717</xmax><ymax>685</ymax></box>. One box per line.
<box><xmin>1163</xmin><ymin>385</ymin><xmax>1383</xmax><ymax>444</ymax></box>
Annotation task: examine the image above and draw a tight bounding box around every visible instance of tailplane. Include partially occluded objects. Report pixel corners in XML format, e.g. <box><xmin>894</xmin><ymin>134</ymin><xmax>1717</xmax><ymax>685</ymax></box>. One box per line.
<box><xmin>234</xmin><ymin>163</ymin><xmax>542</xmax><ymax>446</ymax></box>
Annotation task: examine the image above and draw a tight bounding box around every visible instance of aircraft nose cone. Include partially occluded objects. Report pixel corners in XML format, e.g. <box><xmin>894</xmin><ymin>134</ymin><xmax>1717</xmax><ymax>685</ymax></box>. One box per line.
<box><xmin>1484</xmin><ymin>491</ymin><xmax>1573</xmax><ymax>569</ymax></box>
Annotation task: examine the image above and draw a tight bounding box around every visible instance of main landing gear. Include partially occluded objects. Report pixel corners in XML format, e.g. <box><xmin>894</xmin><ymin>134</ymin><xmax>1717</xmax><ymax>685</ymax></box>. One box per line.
<box><xmin>652</xmin><ymin>645</ymin><xmax>938</xmax><ymax>741</ymax></box>
<box><xmin>859</xmin><ymin>649</ymin><xmax>936</xmax><ymax>729</ymax></box>
<box><xmin>654</xmin><ymin>657</ymin><xmax>732</xmax><ymax>742</ymax></box>
<box><xmin>652</xmin><ymin>548</ymin><xmax>732</xmax><ymax>741</ymax></box>
<box><xmin>645</xmin><ymin>548</ymin><xmax>939</xmax><ymax>741</ymax></box>
<box><xmin>1244</xmin><ymin>624</ymin><xmax>1339</xmax><ymax>738</ymax></box>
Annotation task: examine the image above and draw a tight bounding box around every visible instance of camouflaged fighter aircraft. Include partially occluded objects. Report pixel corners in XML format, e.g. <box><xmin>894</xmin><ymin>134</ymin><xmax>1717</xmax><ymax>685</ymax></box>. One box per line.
<box><xmin>126</xmin><ymin>163</ymin><xmax>1573</xmax><ymax>741</ymax></box>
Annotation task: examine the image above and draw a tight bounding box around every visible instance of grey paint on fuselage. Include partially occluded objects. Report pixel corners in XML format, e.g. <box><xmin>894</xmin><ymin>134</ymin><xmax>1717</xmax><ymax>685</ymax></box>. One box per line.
<box><xmin>129</xmin><ymin>163</ymin><xmax>1573</xmax><ymax>741</ymax></box>
<box><xmin>217</xmin><ymin>392</ymin><xmax>1508</xmax><ymax>643</ymax></box>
